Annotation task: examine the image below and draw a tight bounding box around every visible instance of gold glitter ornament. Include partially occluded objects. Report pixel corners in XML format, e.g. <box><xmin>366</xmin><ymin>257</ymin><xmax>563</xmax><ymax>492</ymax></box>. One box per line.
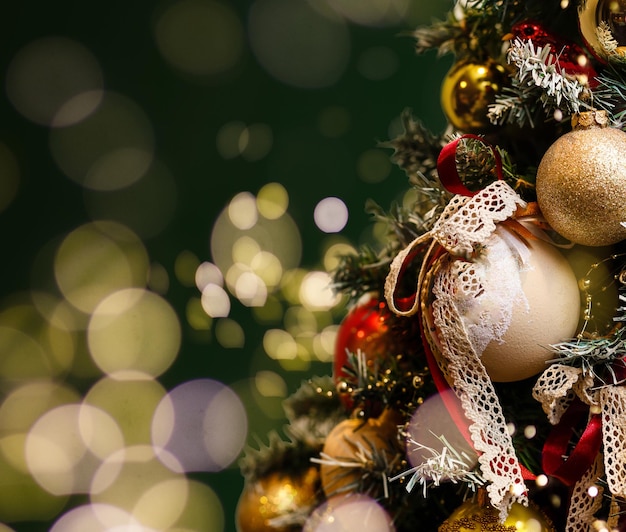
<box><xmin>438</xmin><ymin>496</ymin><xmax>555</xmax><ymax>532</ymax></box>
<box><xmin>235</xmin><ymin>467</ymin><xmax>321</xmax><ymax>532</ymax></box>
<box><xmin>536</xmin><ymin>110</ymin><xmax>626</xmax><ymax>246</ymax></box>
<box><xmin>319</xmin><ymin>408</ymin><xmax>402</xmax><ymax>497</ymax></box>
<box><xmin>440</xmin><ymin>60</ymin><xmax>508</xmax><ymax>133</ymax></box>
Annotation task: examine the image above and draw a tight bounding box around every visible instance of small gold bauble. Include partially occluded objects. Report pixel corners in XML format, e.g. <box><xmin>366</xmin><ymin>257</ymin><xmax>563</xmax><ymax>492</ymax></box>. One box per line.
<box><xmin>235</xmin><ymin>467</ymin><xmax>321</xmax><ymax>532</ymax></box>
<box><xmin>320</xmin><ymin>408</ymin><xmax>401</xmax><ymax>497</ymax></box>
<box><xmin>536</xmin><ymin>111</ymin><xmax>626</xmax><ymax>246</ymax></box>
<box><xmin>438</xmin><ymin>498</ymin><xmax>555</xmax><ymax>532</ymax></box>
<box><xmin>440</xmin><ymin>60</ymin><xmax>507</xmax><ymax>132</ymax></box>
<box><xmin>578</xmin><ymin>0</ymin><xmax>626</xmax><ymax>62</ymax></box>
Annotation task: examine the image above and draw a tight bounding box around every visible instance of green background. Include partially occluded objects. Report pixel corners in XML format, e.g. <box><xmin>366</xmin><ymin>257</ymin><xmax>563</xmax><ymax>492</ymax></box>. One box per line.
<box><xmin>0</xmin><ymin>0</ymin><xmax>451</xmax><ymax>530</ymax></box>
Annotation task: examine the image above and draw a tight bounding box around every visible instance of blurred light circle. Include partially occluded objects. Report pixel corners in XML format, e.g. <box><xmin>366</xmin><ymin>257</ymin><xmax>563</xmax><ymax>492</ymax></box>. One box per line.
<box><xmin>257</xmin><ymin>182</ymin><xmax>288</xmax><ymax>220</ymax></box>
<box><xmin>133</xmin><ymin>477</ymin><xmax>190</xmax><ymax>530</ymax></box>
<box><xmin>0</xmin><ymin>297</ymin><xmax>76</xmax><ymax>377</ymax></box>
<box><xmin>54</xmin><ymin>221</ymin><xmax>150</xmax><ymax>314</ymax></box>
<box><xmin>229</xmin><ymin>191</ymin><xmax>258</xmax><ymax>230</ymax></box>
<box><xmin>154</xmin><ymin>0</ymin><xmax>245</xmax><ymax>78</ymax></box>
<box><xmin>6</xmin><ymin>36</ymin><xmax>103</xmax><ymax>126</ymax></box>
<box><xmin>0</xmin><ymin>326</ymin><xmax>50</xmax><ymax>380</ymax></box>
<box><xmin>50</xmin><ymin>503</ymin><xmax>145</xmax><ymax>532</ymax></box>
<box><xmin>151</xmin><ymin>379</ymin><xmax>248</xmax><ymax>472</ymax></box>
<box><xmin>0</xmin><ymin>380</ymin><xmax>80</xmax><ymax>434</ymax></box>
<box><xmin>326</xmin><ymin>0</ymin><xmax>410</xmax><ymax>27</ymax></box>
<box><xmin>234</xmin><ymin>271</ymin><xmax>268</xmax><ymax>307</ymax></box>
<box><xmin>0</xmin><ymin>142</ymin><xmax>20</xmax><ymax>214</ymax></box>
<box><xmin>49</xmin><ymin>91</ymin><xmax>154</xmax><ymax>190</ymax></box>
<box><xmin>200</xmin><ymin>283</ymin><xmax>231</xmax><ymax>318</ymax></box>
<box><xmin>406</xmin><ymin>389</ymin><xmax>478</xmax><ymax>471</ymax></box>
<box><xmin>83</xmin><ymin>159</ymin><xmax>178</xmax><ymax>238</ymax></box>
<box><xmin>174</xmin><ymin>250</ymin><xmax>200</xmax><ymax>288</ymax></box>
<box><xmin>357</xmin><ymin>148</ymin><xmax>392</xmax><ymax>183</ymax></box>
<box><xmin>25</xmin><ymin>404</ymin><xmax>125</xmax><ymax>495</ymax></box>
<box><xmin>195</xmin><ymin>261</ymin><xmax>223</xmax><ymax>291</ymax></box>
<box><xmin>263</xmin><ymin>329</ymin><xmax>297</xmax><ymax>360</ymax></box>
<box><xmin>88</xmin><ymin>288</ymin><xmax>181</xmax><ymax>377</ymax></box>
<box><xmin>84</xmin><ymin>376</ymin><xmax>168</xmax><ymax>446</ymax></box>
<box><xmin>214</xmin><ymin>318</ymin><xmax>245</xmax><ymax>348</ymax></box>
<box><xmin>168</xmin><ymin>480</ymin><xmax>225</xmax><ymax>532</ymax></box>
<box><xmin>240</xmin><ymin>123</ymin><xmax>273</xmax><ymax>161</ymax></box>
<box><xmin>299</xmin><ymin>271</ymin><xmax>341</xmax><ymax>310</ymax></box>
<box><xmin>216</xmin><ymin>120</ymin><xmax>246</xmax><ymax>159</ymax></box>
<box><xmin>304</xmin><ymin>494</ymin><xmax>395</xmax><ymax>531</ymax></box>
<box><xmin>85</xmin><ymin>148</ymin><xmax>153</xmax><ymax>192</ymax></box>
<box><xmin>248</xmin><ymin>0</ymin><xmax>350</xmax><ymax>88</ymax></box>
<box><xmin>314</xmin><ymin>197</ymin><xmax>349</xmax><ymax>233</ymax></box>
<box><xmin>322</xmin><ymin>240</ymin><xmax>356</xmax><ymax>272</ymax></box>
<box><xmin>90</xmin><ymin>446</ymin><xmax>184</xmax><ymax>514</ymax></box>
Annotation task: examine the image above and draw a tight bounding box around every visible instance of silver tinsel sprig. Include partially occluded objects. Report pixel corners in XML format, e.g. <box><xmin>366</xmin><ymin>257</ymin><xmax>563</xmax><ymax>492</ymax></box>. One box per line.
<box><xmin>389</xmin><ymin>434</ymin><xmax>484</xmax><ymax>497</ymax></box>
<box><xmin>488</xmin><ymin>38</ymin><xmax>589</xmax><ymax>127</ymax></box>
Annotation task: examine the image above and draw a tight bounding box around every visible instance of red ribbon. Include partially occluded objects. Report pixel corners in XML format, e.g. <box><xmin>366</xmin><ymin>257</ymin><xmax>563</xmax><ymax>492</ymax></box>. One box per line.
<box><xmin>436</xmin><ymin>134</ymin><xmax>504</xmax><ymax>197</ymax></box>
<box><xmin>542</xmin><ymin>398</ymin><xmax>603</xmax><ymax>486</ymax></box>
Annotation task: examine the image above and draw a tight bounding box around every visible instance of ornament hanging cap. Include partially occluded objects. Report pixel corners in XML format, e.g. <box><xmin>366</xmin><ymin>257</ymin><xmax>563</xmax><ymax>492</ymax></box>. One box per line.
<box><xmin>571</xmin><ymin>109</ymin><xmax>608</xmax><ymax>130</ymax></box>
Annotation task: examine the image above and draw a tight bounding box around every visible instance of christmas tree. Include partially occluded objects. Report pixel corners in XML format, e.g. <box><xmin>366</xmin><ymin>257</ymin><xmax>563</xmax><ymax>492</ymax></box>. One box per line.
<box><xmin>235</xmin><ymin>1</ymin><xmax>626</xmax><ymax>531</ymax></box>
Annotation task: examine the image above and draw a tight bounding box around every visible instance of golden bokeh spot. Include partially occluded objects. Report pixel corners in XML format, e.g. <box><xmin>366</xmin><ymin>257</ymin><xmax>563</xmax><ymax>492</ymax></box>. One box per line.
<box><xmin>84</xmin><ymin>376</ymin><xmax>167</xmax><ymax>446</ymax></box>
<box><xmin>186</xmin><ymin>297</ymin><xmax>213</xmax><ymax>330</ymax></box>
<box><xmin>0</xmin><ymin>298</ymin><xmax>76</xmax><ymax>377</ymax></box>
<box><xmin>252</xmin><ymin>294</ymin><xmax>284</xmax><ymax>324</ymax></box>
<box><xmin>54</xmin><ymin>221</ymin><xmax>149</xmax><ymax>314</ymax></box>
<box><xmin>154</xmin><ymin>0</ymin><xmax>244</xmax><ymax>79</ymax></box>
<box><xmin>25</xmin><ymin>404</ymin><xmax>124</xmax><ymax>495</ymax></box>
<box><xmin>49</xmin><ymin>91</ymin><xmax>154</xmax><ymax>190</ymax></box>
<box><xmin>299</xmin><ymin>271</ymin><xmax>341</xmax><ymax>311</ymax></box>
<box><xmin>87</xmin><ymin>288</ymin><xmax>181</xmax><ymax>378</ymax></box>
<box><xmin>257</xmin><ymin>182</ymin><xmax>288</xmax><ymax>220</ymax></box>
<box><xmin>322</xmin><ymin>239</ymin><xmax>357</xmax><ymax>273</ymax></box>
<box><xmin>132</xmin><ymin>477</ymin><xmax>190</xmax><ymax>530</ymax></box>
<box><xmin>169</xmin><ymin>480</ymin><xmax>225</xmax><ymax>532</ymax></box>
<box><xmin>263</xmin><ymin>329</ymin><xmax>298</xmax><ymax>360</ymax></box>
<box><xmin>90</xmin><ymin>445</ymin><xmax>184</xmax><ymax>523</ymax></box>
<box><xmin>229</xmin><ymin>192</ymin><xmax>258</xmax><ymax>230</ymax></box>
<box><xmin>313</xmin><ymin>325</ymin><xmax>338</xmax><ymax>362</ymax></box>
<box><xmin>255</xmin><ymin>370</ymin><xmax>288</xmax><ymax>398</ymax></box>
<box><xmin>215</xmin><ymin>318</ymin><xmax>245</xmax><ymax>348</ymax></box>
<box><xmin>175</xmin><ymin>250</ymin><xmax>200</xmax><ymax>288</ymax></box>
<box><xmin>200</xmin><ymin>283</ymin><xmax>231</xmax><ymax>318</ymax></box>
<box><xmin>357</xmin><ymin>148</ymin><xmax>392</xmax><ymax>183</ymax></box>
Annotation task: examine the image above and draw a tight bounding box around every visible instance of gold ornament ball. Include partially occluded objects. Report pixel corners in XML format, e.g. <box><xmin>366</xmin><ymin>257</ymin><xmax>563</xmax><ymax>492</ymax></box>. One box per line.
<box><xmin>579</xmin><ymin>0</ymin><xmax>626</xmax><ymax>61</ymax></box>
<box><xmin>236</xmin><ymin>467</ymin><xmax>321</xmax><ymax>532</ymax></box>
<box><xmin>320</xmin><ymin>408</ymin><xmax>401</xmax><ymax>497</ymax></box>
<box><xmin>440</xmin><ymin>60</ymin><xmax>507</xmax><ymax>132</ymax></box>
<box><xmin>536</xmin><ymin>111</ymin><xmax>626</xmax><ymax>246</ymax></box>
<box><xmin>438</xmin><ymin>498</ymin><xmax>555</xmax><ymax>532</ymax></box>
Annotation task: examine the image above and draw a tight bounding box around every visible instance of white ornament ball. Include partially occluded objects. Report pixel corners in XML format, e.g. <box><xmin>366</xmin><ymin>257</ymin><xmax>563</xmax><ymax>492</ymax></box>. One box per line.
<box><xmin>429</xmin><ymin>225</ymin><xmax>580</xmax><ymax>382</ymax></box>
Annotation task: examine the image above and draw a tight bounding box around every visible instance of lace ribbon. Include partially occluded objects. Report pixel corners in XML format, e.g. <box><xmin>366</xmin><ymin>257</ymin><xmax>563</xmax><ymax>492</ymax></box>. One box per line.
<box><xmin>533</xmin><ymin>363</ymin><xmax>626</xmax><ymax>524</ymax></box>
<box><xmin>385</xmin><ymin>180</ymin><xmax>528</xmax><ymax>519</ymax></box>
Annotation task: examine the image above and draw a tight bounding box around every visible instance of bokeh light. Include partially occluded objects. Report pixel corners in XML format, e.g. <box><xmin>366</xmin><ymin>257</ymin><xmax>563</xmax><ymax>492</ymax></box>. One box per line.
<box><xmin>154</xmin><ymin>0</ymin><xmax>245</xmax><ymax>79</ymax></box>
<box><xmin>151</xmin><ymin>379</ymin><xmax>248</xmax><ymax>472</ymax></box>
<box><xmin>49</xmin><ymin>92</ymin><xmax>154</xmax><ymax>190</ymax></box>
<box><xmin>304</xmin><ymin>494</ymin><xmax>396</xmax><ymax>531</ymax></box>
<box><xmin>54</xmin><ymin>221</ymin><xmax>150</xmax><ymax>314</ymax></box>
<box><xmin>49</xmin><ymin>503</ymin><xmax>147</xmax><ymax>532</ymax></box>
<box><xmin>326</xmin><ymin>0</ymin><xmax>410</xmax><ymax>27</ymax></box>
<box><xmin>6</xmin><ymin>36</ymin><xmax>103</xmax><ymax>127</ymax></box>
<box><xmin>314</xmin><ymin>197</ymin><xmax>349</xmax><ymax>233</ymax></box>
<box><xmin>248</xmin><ymin>0</ymin><xmax>351</xmax><ymax>88</ymax></box>
<box><xmin>25</xmin><ymin>404</ymin><xmax>125</xmax><ymax>495</ymax></box>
